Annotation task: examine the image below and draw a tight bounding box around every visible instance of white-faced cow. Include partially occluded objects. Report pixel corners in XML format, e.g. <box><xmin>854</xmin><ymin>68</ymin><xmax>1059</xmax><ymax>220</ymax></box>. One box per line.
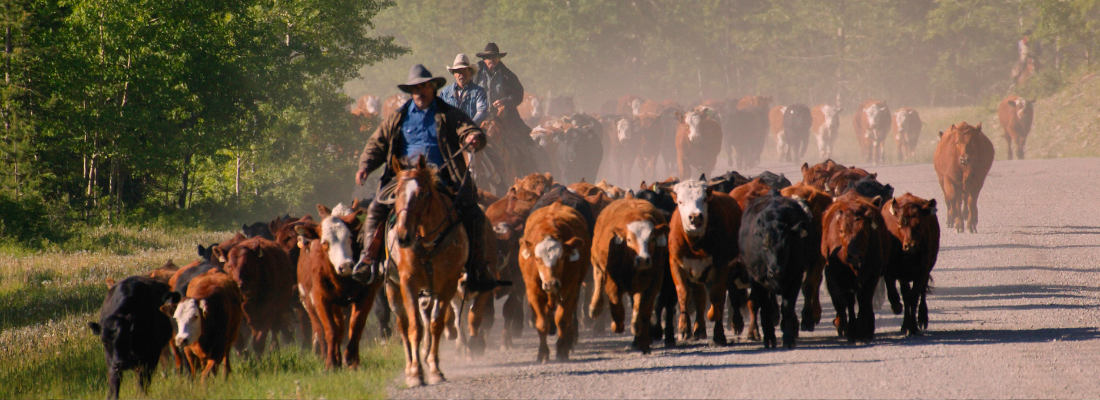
<box><xmin>811</xmin><ymin>105</ymin><xmax>842</xmax><ymax>160</ymax></box>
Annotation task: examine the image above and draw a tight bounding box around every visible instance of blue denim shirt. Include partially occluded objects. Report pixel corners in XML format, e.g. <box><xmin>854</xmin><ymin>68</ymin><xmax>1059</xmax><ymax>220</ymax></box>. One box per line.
<box><xmin>396</xmin><ymin>100</ymin><xmax>445</xmax><ymax>166</ymax></box>
<box><xmin>440</xmin><ymin>82</ymin><xmax>488</xmax><ymax>124</ymax></box>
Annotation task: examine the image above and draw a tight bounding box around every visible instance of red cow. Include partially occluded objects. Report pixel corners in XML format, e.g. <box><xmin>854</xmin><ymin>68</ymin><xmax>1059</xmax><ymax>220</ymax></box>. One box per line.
<box><xmin>811</xmin><ymin>105</ymin><xmax>842</xmax><ymax>161</ymax></box>
<box><xmin>769</xmin><ymin>105</ymin><xmax>785</xmax><ymax>137</ymax></box>
<box><xmin>934</xmin><ymin>122</ymin><xmax>995</xmax><ymax>233</ymax></box>
<box><xmin>667</xmin><ymin>179</ymin><xmax>741</xmax><ymax>345</ymax></box>
<box><xmin>893</xmin><ymin>108</ymin><xmax>922</xmax><ymax>162</ymax></box>
<box><xmin>675</xmin><ymin>107</ymin><xmax>723</xmax><ymax>179</ymax></box>
<box><xmin>800</xmin><ymin>159</ymin><xmax>844</xmax><ymax>192</ymax></box>
<box><xmin>997</xmin><ymin>95</ymin><xmax>1034</xmax><ymax>160</ymax></box>
<box><xmin>519</xmin><ymin>202</ymin><xmax>590</xmax><ymax>362</ymax></box>
<box><xmin>881</xmin><ymin>193</ymin><xmax>940</xmax><ymax>336</ymax></box>
<box><xmin>853</xmin><ymin>100</ymin><xmax>891</xmax><ymax>165</ymax></box>
<box><xmin>170</xmin><ymin>269</ymin><xmax>243</xmax><ymax>383</ymax></box>
<box><xmin>821</xmin><ymin>193</ymin><xmax>891</xmax><ymax>343</ymax></box>
<box><xmin>223</xmin><ymin>236</ymin><xmax>295</xmax><ymax>356</ymax></box>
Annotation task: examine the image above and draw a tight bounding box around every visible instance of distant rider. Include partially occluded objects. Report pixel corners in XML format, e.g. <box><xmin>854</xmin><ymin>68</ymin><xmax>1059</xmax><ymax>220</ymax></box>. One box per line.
<box><xmin>440</xmin><ymin>54</ymin><xmax>489</xmax><ymax>124</ymax></box>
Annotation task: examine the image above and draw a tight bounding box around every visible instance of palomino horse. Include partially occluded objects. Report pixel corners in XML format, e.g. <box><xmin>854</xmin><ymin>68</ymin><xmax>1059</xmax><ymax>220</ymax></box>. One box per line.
<box><xmin>385</xmin><ymin>156</ymin><xmax>468</xmax><ymax>387</ymax></box>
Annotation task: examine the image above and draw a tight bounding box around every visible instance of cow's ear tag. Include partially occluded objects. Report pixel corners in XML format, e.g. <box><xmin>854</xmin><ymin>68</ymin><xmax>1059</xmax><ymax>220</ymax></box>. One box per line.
<box><xmin>521</xmin><ymin>247</ymin><xmax>531</xmax><ymax>260</ymax></box>
<box><xmin>613</xmin><ymin>235</ymin><xmax>623</xmax><ymax>245</ymax></box>
<box><xmin>257</xmin><ymin>249</ymin><xmax>263</xmax><ymax>258</ymax></box>
<box><xmin>657</xmin><ymin>235</ymin><xmax>667</xmax><ymax>246</ymax></box>
<box><xmin>569</xmin><ymin>249</ymin><xmax>580</xmax><ymax>262</ymax></box>
<box><xmin>800</xmin><ymin>230</ymin><xmax>808</xmax><ymax>238</ymax></box>
<box><xmin>872</xmin><ymin>222</ymin><xmax>878</xmax><ymax>230</ymax></box>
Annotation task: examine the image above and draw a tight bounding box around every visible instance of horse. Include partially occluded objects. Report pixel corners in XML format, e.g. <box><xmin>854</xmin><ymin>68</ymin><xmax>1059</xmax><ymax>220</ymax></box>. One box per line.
<box><xmin>384</xmin><ymin>155</ymin><xmax>469</xmax><ymax>387</ymax></box>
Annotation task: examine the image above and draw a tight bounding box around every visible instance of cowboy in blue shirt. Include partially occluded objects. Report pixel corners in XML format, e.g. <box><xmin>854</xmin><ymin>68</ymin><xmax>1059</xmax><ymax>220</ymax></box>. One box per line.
<box><xmin>440</xmin><ymin>54</ymin><xmax>489</xmax><ymax>124</ymax></box>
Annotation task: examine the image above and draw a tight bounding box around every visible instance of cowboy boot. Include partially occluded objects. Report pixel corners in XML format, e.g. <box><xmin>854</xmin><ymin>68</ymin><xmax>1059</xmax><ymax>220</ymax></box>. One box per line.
<box><xmin>352</xmin><ymin>198</ymin><xmax>392</xmax><ymax>284</ymax></box>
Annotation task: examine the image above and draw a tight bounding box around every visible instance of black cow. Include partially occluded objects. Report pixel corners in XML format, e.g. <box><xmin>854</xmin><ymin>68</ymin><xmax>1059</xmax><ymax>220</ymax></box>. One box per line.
<box><xmin>242</xmin><ymin>222</ymin><xmax>275</xmax><ymax>240</ymax></box>
<box><xmin>706</xmin><ymin>170</ymin><xmax>752</xmax><ymax>194</ymax></box>
<box><xmin>196</xmin><ymin>243</ymin><xmax>219</xmax><ymax>262</ymax></box>
<box><xmin>754</xmin><ymin>171</ymin><xmax>792</xmax><ymax>190</ymax></box>
<box><xmin>532</xmin><ymin>184</ymin><xmax>596</xmax><ymax>236</ymax></box>
<box><xmin>780</xmin><ymin>104</ymin><xmax>813</xmax><ymax>162</ymax></box>
<box><xmin>844</xmin><ymin>175</ymin><xmax>894</xmax><ymax>201</ymax></box>
<box><xmin>88</xmin><ymin>276</ymin><xmax>177</xmax><ymax>399</ymax></box>
<box><xmin>559</xmin><ymin>113</ymin><xmax>604</xmax><ymax>185</ymax></box>
<box><xmin>739</xmin><ymin>191</ymin><xmax>815</xmax><ymax>348</ymax></box>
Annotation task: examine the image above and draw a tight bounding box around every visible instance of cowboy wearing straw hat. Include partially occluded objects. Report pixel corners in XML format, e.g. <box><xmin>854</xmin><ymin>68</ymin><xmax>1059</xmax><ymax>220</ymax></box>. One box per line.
<box><xmin>440</xmin><ymin>54</ymin><xmax>489</xmax><ymax>124</ymax></box>
<box><xmin>354</xmin><ymin>64</ymin><xmax>504</xmax><ymax>292</ymax></box>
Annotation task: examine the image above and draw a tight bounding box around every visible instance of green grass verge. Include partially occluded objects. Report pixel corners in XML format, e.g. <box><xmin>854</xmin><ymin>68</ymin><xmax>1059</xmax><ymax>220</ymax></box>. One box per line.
<box><xmin>0</xmin><ymin>225</ymin><xmax>403</xmax><ymax>399</ymax></box>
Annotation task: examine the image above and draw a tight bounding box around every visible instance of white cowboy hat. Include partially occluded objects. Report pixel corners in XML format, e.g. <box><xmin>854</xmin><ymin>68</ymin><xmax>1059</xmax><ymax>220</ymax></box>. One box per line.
<box><xmin>446</xmin><ymin>54</ymin><xmax>478</xmax><ymax>75</ymax></box>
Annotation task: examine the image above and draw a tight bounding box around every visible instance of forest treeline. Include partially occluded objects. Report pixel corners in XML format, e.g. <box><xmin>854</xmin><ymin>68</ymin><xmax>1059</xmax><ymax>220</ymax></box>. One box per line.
<box><xmin>1</xmin><ymin>0</ymin><xmax>1098</xmax><ymax>245</ymax></box>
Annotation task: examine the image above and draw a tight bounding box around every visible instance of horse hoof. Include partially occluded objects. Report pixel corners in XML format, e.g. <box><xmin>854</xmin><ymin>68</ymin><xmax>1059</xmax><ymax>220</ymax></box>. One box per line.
<box><xmin>426</xmin><ymin>372</ymin><xmax>445</xmax><ymax>385</ymax></box>
<box><xmin>406</xmin><ymin>376</ymin><xmax>424</xmax><ymax>387</ymax></box>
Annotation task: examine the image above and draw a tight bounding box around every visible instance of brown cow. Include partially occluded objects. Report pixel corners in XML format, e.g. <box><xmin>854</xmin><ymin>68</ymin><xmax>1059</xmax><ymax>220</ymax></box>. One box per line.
<box><xmin>668</xmin><ymin>179</ymin><xmax>741</xmax><ymax>344</ymax></box>
<box><xmin>223</xmin><ymin>236</ymin><xmax>295</xmax><ymax>356</ymax></box>
<box><xmin>821</xmin><ymin>193</ymin><xmax>890</xmax><ymax>343</ymax></box>
<box><xmin>519</xmin><ymin>202</ymin><xmax>590</xmax><ymax>362</ymax></box>
<box><xmin>616</xmin><ymin>94</ymin><xmax>644</xmax><ymax>116</ymax></box>
<box><xmin>209</xmin><ymin>232</ymin><xmax>248</xmax><ymax>266</ymax></box>
<box><xmin>381</xmin><ymin>93</ymin><xmax>410</xmax><ymax>120</ymax></box>
<box><xmin>568</xmin><ymin>181</ymin><xmax>615</xmax><ymax>217</ymax></box>
<box><xmin>827</xmin><ymin>167</ymin><xmax>875</xmax><ymax>197</ymax></box>
<box><xmin>147</xmin><ymin>260</ymin><xmax>180</xmax><ymax>284</ymax></box>
<box><xmin>881</xmin><ymin>193</ymin><xmax>940</xmax><ymax>336</ymax></box>
<box><xmin>769</xmin><ymin>105</ymin><xmax>786</xmax><ymax>137</ymax></box>
<box><xmin>853</xmin><ymin>100</ymin><xmax>892</xmax><ymax>165</ymax></box>
<box><xmin>893</xmin><ymin>108</ymin><xmax>923</xmax><ymax>162</ymax></box>
<box><xmin>998</xmin><ymin>95</ymin><xmax>1034</xmax><ymax>160</ymax></box>
<box><xmin>485</xmin><ymin>185</ymin><xmax>542</xmax><ymax>349</ymax></box>
<box><xmin>675</xmin><ymin>107</ymin><xmax>723</xmax><ymax>179</ymax></box>
<box><xmin>727</xmin><ymin>96</ymin><xmax>771</xmax><ymax>169</ymax></box>
<box><xmin>800</xmin><ymin>159</ymin><xmax>843</xmax><ymax>191</ymax></box>
<box><xmin>595</xmin><ymin>179</ymin><xmax>626</xmax><ymax>200</ymax></box>
<box><xmin>514</xmin><ymin>173</ymin><xmax>555</xmax><ymax>196</ymax></box>
<box><xmin>934</xmin><ymin>122</ymin><xmax>995</xmax><ymax>233</ymax></box>
<box><xmin>170</xmin><ymin>269</ymin><xmax>243</xmax><ymax>383</ymax></box>
<box><xmin>811</xmin><ymin>104</ymin><xmax>842</xmax><ymax>161</ymax></box>
<box><xmin>780</xmin><ymin>183</ymin><xmax>833</xmax><ymax>331</ymax></box>
<box><xmin>590</xmin><ymin>199</ymin><xmax>669</xmax><ymax>352</ymax></box>
<box><xmin>728</xmin><ymin>177</ymin><xmax>771</xmax><ymax>209</ymax></box>
<box><xmin>295</xmin><ymin>204</ymin><xmax>383</xmax><ymax>369</ymax></box>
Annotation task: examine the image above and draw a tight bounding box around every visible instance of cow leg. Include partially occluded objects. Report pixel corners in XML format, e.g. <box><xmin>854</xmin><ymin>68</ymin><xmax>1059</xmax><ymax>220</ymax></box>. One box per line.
<box><xmin>966</xmin><ymin>193</ymin><xmax>979</xmax><ymax>233</ymax></box>
<box><xmin>918</xmin><ymin>285</ymin><xmax>930</xmax><ymax>331</ymax></box>
<box><xmin>1004</xmin><ymin>134</ymin><xmax>1015</xmax><ymax>160</ymax></box>
<box><xmin>825</xmin><ymin>264</ymin><xmax>848</xmax><ymax>338</ymax></box>
<box><xmin>746</xmin><ymin>297</ymin><xmax>761</xmax><ymax>341</ymax></box>
<box><xmin>528</xmin><ymin>288</ymin><xmax>551</xmax><ymax>363</ymax></box>
<box><xmin>885</xmin><ymin>277</ymin><xmax>903</xmax><ymax>315</ymax></box>
<box><xmin>727</xmin><ymin>286</ymin><xmax>746</xmax><ymax>336</ymax></box>
<box><xmin>706</xmin><ymin>271</ymin><xmax>728</xmax><ymax>345</ymax></box>
<box><xmin>1017</xmin><ymin>135</ymin><xmax>1026</xmax><ymax>160</ymax></box>
<box><xmin>670</xmin><ymin>267</ymin><xmax>692</xmax><ymax>343</ymax></box>
<box><xmin>753</xmin><ymin>284</ymin><xmax>777</xmax><ymax>349</ymax></box>
<box><xmin>677</xmin><ymin>151</ymin><xmax>687</xmax><ymax>181</ymax></box>
<box><xmin>801</xmin><ymin>257</ymin><xmax>825</xmax><ymax>331</ymax></box>
<box><xmin>898</xmin><ymin>280</ymin><xmax>917</xmax><ymax>335</ymax></box>
<box><xmin>855</xmin><ymin>278</ymin><xmax>877</xmax><ymax>344</ymax></box>
<box><xmin>691</xmin><ymin>282</ymin><xmax>708</xmax><ymax>341</ymax></box>
<box><xmin>556</xmin><ymin>287</ymin><xmax>579</xmax><ymax>361</ymax></box>
<box><xmin>780</xmin><ymin>289</ymin><xmax>800</xmax><ymax>349</ymax></box>
<box><xmin>657</xmin><ymin>265</ymin><xmax>677</xmax><ymax>348</ymax></box>
<box><xmin>501</xmin><ymin>286</ymin><xmax>523</xmax><ymax>349</ymax></box>
<box><xmin>589</xmin><ymin>263</ymin><xmax>608</xmax><ymax>323</ymax></box>
<box><xmin>605</xmin><ymin>278</ymin><xmax>626</xmax><ymax>334</ymax></box>
<box><xmin>106</xmin><ymin>366</ymin><xmax>121</xmax><ymax>400</ymax></box>
<box><xmin>634</xmin><ymin>286</ymin><xmax>657</xmax><ymax>354</ymax></box>
<box><xmin>328</xmin><ymin>303</ymin><xmax>348</xmax><ymax>369</ymax></box>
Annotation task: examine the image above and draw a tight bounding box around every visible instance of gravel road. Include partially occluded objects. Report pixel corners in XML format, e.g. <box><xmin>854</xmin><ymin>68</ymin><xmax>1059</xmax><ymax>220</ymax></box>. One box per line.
<box><xmin>392</xmin><ymin>157</ymin><xmax>1100</xmax><ymax>399</ymax></box>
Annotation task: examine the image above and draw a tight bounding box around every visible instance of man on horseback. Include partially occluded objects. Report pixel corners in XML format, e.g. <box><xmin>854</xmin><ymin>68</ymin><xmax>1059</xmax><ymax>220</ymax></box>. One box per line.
<box><xmin>354</xmin><ymin>64</ymin><xmax>502</xmax><ymax>292</ymax></box>
<box><xmin>440</xmin><ymin>54</ymin><xmax>488</xmax><ymax>124</ymax></box>
<box><xmin>473</xmin><ymin>42</ymin><xmax>549</xmax><ymax>176</ymax></box>
<box><xmin>1013</xmin><ymin>29</ymin><xmax>1042</xmax><ymax>85</ymax></box>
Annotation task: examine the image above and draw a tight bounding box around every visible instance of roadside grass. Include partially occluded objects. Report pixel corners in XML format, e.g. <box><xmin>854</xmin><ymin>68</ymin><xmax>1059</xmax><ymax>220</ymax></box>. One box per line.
<box><xmin>0</xmin><ymin>225</ymin><xmax>402</xmax><ymax>399</ymax></box>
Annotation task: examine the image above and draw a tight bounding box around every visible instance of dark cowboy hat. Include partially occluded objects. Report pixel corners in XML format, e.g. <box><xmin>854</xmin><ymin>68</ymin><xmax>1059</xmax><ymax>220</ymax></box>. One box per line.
<box><xmin>397</xmin><ymin>64</ymin><xmax>447</xmax><ymax>93</ymax></box>
<box><xmin>476</xmin><ymin>42</ymin><xmax>508</xmax><ymax>59</ymax></box>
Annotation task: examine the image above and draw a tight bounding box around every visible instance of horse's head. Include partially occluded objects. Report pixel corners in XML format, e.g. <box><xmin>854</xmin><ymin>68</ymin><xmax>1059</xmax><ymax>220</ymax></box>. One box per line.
<box><xmin>392</xmin><ymin>155</ymin><xmax>439</xmax><ymax>247</ymax></box>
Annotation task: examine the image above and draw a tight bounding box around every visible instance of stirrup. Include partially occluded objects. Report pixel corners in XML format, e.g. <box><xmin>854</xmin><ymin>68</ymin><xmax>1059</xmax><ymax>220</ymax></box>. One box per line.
<box><xmin>351</xmin><ymin>255</ymin><xmax>378</xmax><ymax>285</ymax></box>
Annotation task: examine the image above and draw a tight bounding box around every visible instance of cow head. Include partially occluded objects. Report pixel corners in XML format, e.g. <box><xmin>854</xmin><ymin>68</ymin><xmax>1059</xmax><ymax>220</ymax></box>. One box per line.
<box><xmin>520</xmin><ymin>235</ymin><xmax>585</xmax><ymax>294</ymax></box>
<box><xmin>613</xmin><ymin>220</ymin><xmax>669</xmax><ymax>270</ymax></box>
<box><xmin>888</xmin><ymin>195</ymin><xmax>937</xmax><ymax>254</ymax></box>
<box><xmin>865</xmin><ymin>103</ymin><xmax>890</xmax><ymax>135</ymax></box>
<box><xmin>829</xmin><ymin>199</ymin><xmax>881</xmax><ymax>272</ymax></box>
<box><xmin>755</xmin><ymin>198</ymin><xmax>813</xmax><ymax>291</ymax></box>
<box><xmin>671</xmin><ymin>180</ymin><xmax>711</xmax><ymax>237</ymax></box>
<box><xmin>172</xmin><ymin>297</ymin><xmax>205</xmax><ymax>347</ymax></box>
<box><xmin>630</xmin><ymin>99</ymin><xmax>643</xmax><ymax>116</ymax></box>
<box><xmin>823</xmin><ymin>105</ymin><xmax>841</xmax><ymax>121</ymax></box>
<box><xmin>365</xmin><ymin>95</ymin><xmax>381</xmax><ymax>116</ymax></box>
<box><xmin>88</xmin><ymin>314</ymin><xmax>137</xmax><ymax>370</ymax></box>
<box><xmin>951</xmin><ymin>123</ymin><xmax>983</xmax><ymax>166</ymax></box>
<box><xmin>315</xmin><ymin>203</ymin><xmax>362</xmax><ymax>276</ymax></box>
<box><xmin>801</xmin><ymin>160</ymin><xmax>840</xmax><ymax>191</ymax></box>
<box><xmin>616</xmin><ymin>118</ymin><xmax>634</xmax><ymax>143</ymax></box>
<box><xmin>681</xmin><ymin>110</ymin><xmax>704</xmax><ymax>143</ymax></box>
<box><xmin>1014</xmin><ymin>98</ymin><xmax>1034</xmax><ymax>119</ymax></box>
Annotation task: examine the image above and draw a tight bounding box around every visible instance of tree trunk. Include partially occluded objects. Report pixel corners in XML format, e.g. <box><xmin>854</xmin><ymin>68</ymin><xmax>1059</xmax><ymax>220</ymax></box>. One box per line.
<box><xmin>178</xmin><ymin>153</ymin><xmax>191</xmax><ymax>209</ymax></box>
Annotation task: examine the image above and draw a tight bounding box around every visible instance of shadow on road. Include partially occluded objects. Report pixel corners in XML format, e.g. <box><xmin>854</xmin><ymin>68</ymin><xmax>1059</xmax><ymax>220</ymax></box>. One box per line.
<box><xmin>941</xmin><ymin>243</ymin><xmax>1100</xmax><ymax>252</ymax></box>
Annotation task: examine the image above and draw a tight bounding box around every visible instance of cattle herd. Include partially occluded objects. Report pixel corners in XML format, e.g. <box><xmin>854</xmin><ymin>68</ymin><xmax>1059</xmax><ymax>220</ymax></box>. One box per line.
<box><xmin>88</xmin><ymin>91</ymin><xmax>1030</xmax><ymax>397</ymax></box>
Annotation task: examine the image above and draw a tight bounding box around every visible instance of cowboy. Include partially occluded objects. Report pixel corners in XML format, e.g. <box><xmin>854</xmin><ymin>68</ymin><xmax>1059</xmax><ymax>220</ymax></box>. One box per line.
<box><xmin>354</xmin><ymin>64</ymin><xmax>501</xmax><ymax>292</ymax></box>
<box><xmin>474</xmin><ymin>42</ymin><xmax>527</xmax><ymax>133</ymax></box>
<box><xmin>440</xmin><ymin>54</ymin><xmax>489</xmax><ymax>124</ymax></box>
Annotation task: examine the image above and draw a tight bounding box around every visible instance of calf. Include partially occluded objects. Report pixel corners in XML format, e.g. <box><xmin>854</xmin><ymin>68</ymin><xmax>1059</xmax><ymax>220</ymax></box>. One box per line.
<box><xmin>519</xmin><ymin>202</ymin><xmax>590</xmax><ymax>362</ymax></box>
<box><xmin>853</xmin><ymin>100</ymin><xmax>891</xmax><ymax>165</ymax></box>
<box><xmin>668</xmin><ymin>179</ymin><xmax>741</xmax><ymax>344</ymax></box>
<box><xmin>590</xmin><ymin>199</ymin><xmax>670</xmax><ymax>353</ymax></box>
<box><xmin>821</xmin><ymin>193</ymin><xmax>891</xmax><ymax>343</ymax></box>
<box><xmin>295</xmin><ymin>204</ymin><xmax>385</xmax><ymax>368</ymax></box>
<box><xmin>171</xmin><ymin>270</ymin><xmax>243</xmax><ymax>382</ymax></box>
<box><xmin>933</xmin><ymin>123</ymin><xmax>995</xmax><ymax>233</ymax></box>
<box><xmin>675</xmin><ymin>108</ymin><xmax>723</xmax><ymax>179</ymax></box>
<box><xmin>223</xmin><ymin>236</ymin><xmax>296</xmax><ymax>356</ymax></box>
<box><xmin>893</xmin><ymin>108</ymin><xmax>923</xmax><ymax>162</ymax></box>
<box><xmin>739</xmin><ymin>192</ymin><xmax>815</xmax><ymax>348</ymax></box>
<box><xmin>997</xmin><ymin>95</ymin><xmax>1034</xmax><ymax>160</ymax></box>
<box><xmin>882</xmin><ymin>194</ymin><xmax>940</xmax><ymax>336</ymax></box>
<box><xmin>88</xmin><ymin>276</ymin><xmax>174</xmax><ymax>399</ymax></box>
<box><xmin>780</xmin><ymin>183</ymin><xmax>833</xmax><ymax>331</ymax></box>
<box><xmin>811</xmin><ymin>105</ymin><xmax>842</xmax><ymax>160</ymax></box>
<box><xmin>778</xmin><ymin>104</ymin><xmax>812</xmax><ymax>162</ymax></box>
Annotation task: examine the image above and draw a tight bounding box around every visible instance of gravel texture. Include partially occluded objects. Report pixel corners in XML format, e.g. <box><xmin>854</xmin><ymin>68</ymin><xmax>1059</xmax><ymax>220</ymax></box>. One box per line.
<box><xmin>391</xmin><ymin>157</ymin><xmax>1100</xmax><ymax>399</ymax></box>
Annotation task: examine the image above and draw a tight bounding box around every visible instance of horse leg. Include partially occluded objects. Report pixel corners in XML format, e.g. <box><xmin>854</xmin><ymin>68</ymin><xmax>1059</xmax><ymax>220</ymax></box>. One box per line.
<box><xmin>425</xmin><ymin>285</ymin><xmax>454</xmax><ymax>386</ymax></box>
<box><xmin>396</xmin><ymin>279</ymin><xmax>423</xmax><ymax>387</ymax></box>
<box><xmin>466</xmin><ymin>290</ymin><xmax>492</xmax><ymax>358</ymax></box>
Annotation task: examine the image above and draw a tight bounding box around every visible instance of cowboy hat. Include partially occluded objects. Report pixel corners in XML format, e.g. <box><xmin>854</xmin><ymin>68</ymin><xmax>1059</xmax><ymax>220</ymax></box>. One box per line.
<box><xmin>476</xmin><ymin>42</ymin><xmax>507</xmax><ymax>59</ymax></box>
<box><xmin>446</xmin><ymin>54</ymin><xmax>478</xmax><ymax>74</ymax></box>
<box><xmin>397</xmin><ymin>64</ymin><xmax>447</xmax><ymax>93</ymax></box>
